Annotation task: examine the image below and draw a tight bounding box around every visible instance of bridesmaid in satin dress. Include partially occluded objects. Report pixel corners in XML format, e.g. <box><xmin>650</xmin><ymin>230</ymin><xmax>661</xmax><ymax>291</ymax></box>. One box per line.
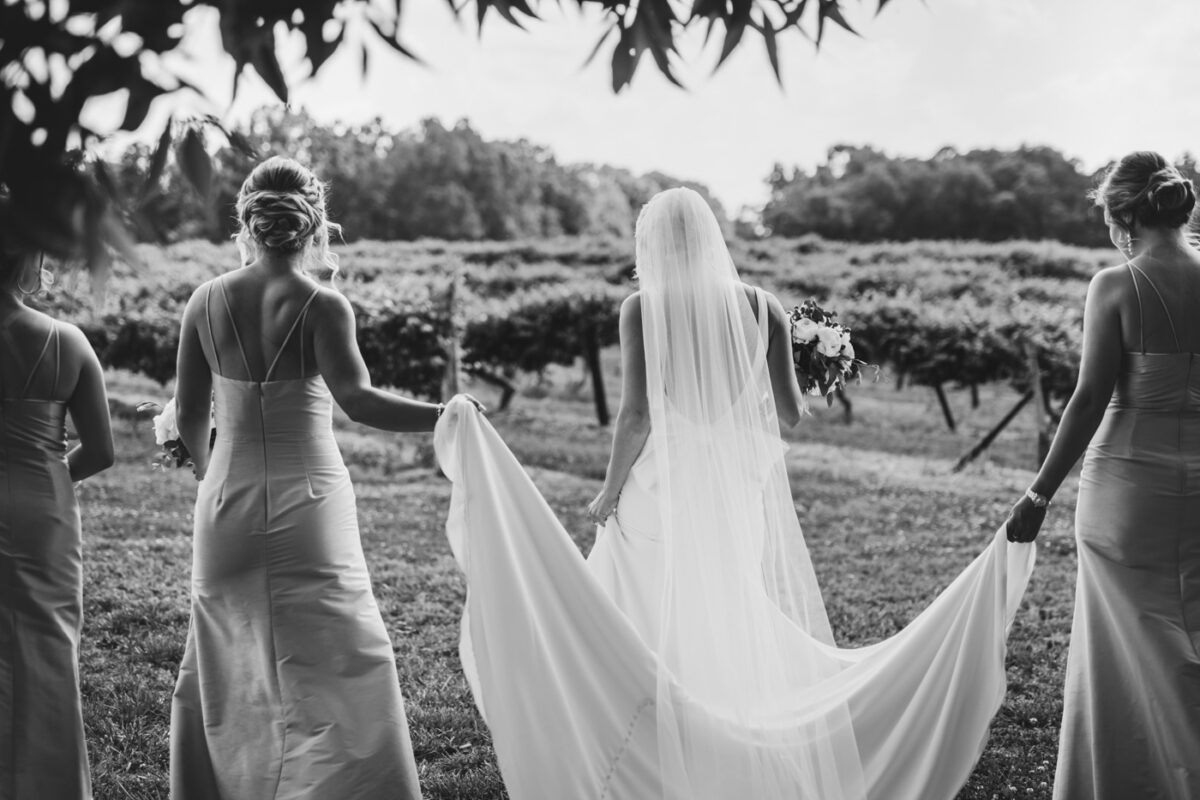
<box><xmin>169</xmin><ymin>157</ymin><xmax>479</xmax><ymax>800</ymax></box>
<box><xmin>1007</xmin><ymin>151</ymin><xmax>1200</xmax><ymax>799</ymax></box>
<box><xmin>0</xmin><ymin>204</ymin><xmax>115</xmax><ymax>799</ymax></box>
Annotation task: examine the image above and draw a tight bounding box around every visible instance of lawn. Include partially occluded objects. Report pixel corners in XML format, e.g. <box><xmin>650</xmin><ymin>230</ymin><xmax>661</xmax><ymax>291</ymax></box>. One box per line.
<box><xmin>80</xmin><ymin>361</ymin><xmax>1075</xmax><ymax>800</ymax></box>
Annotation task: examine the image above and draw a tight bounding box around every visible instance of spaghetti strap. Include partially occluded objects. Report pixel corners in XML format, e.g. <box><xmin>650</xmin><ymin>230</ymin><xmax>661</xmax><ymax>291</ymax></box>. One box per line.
<box><xmin>204</xmin><ymin>282</ymin><xmax>223</xmax><ymax>375</ymax></box>
<box><xmin>21</xmin><ymin>326</ymin><xmax>56</xmax><ymax>398</ymax></box>
<box><xmin>217</xmin><ymin>277</ymin><xmax>254</xmax><ymax>379</ymax></box>
<box><xmin>298</xmin><ymin>289</ymin><xmax>319</xmax><ymax>375</ymax></box>
<box><xmin>265</xmin><ymin>288</ymin><xmax>321</xmax><ymax>381</ymax></box>
<box><xmin>1127</xmin><ymin>265</ymin><xmax>1146</xmax><ymax>354</ymax></box>
<box><xmin>1129</xmin><ymin>263</ymin><xmax>1182</xmax><ymax>352</ymax></box>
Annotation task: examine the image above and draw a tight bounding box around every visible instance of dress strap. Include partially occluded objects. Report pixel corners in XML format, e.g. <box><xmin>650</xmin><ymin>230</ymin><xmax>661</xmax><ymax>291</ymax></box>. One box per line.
<box><xmin>1128</xmin><ymin>263</ymin><xmax>1182</xmax><ymax>352</ymax></box>
<box><xmin>204</xmin><ymin>281</ymin><xmax>223</xmax><ymax>375</ymax></box>
<box><xmin>265</xmin><ymin>288</ymin><xmax>321</xmax><ymax>381</ymax></box>
<box><xmin>21</xmin><ymin>325</ymin><xmax>56</xmax><ymax>398</ymax></box>
<box><xmin>217</xmin><ymin>276</ymin><xmax>254</xmax><ymax>379</ymax></box>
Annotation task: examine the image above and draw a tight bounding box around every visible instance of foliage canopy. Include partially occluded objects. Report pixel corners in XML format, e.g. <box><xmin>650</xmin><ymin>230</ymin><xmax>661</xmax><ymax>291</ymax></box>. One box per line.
<box><xmin>0</xmin><ymin>0</ymin><xmax>891</xmax><ymax>265</ymax></box>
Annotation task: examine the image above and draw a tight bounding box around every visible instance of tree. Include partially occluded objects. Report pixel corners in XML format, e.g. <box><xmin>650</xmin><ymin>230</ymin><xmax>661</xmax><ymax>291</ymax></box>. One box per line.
<box><xmin>1</xmin><ymin>0</ymin><xmax>893</xmax><ymax>264</ymax></box>
<box><xmin>761</xmin><ymin>144</ymin><xmax>1117</xmax><ymax>245</ymax></box>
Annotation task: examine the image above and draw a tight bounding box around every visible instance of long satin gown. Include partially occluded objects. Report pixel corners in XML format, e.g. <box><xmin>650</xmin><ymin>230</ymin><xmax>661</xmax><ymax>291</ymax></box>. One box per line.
<box><xmin>1057</xmin><ymin>264</ymin><xmax>1200</xmax><ymax>799</ymax></box>
<box><xmin>169</xmin><ymin>277</ymin><xmax>422</xmax><ymax>800</ymax></box>
<box><xmin>0</xmin><ymin>321</ymin><xmax>92</xmax><ymax>799</ymax></box>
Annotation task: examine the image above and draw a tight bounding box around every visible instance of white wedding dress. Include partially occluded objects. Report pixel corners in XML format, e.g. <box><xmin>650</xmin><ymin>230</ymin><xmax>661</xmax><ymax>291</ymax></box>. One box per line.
<box><xmin>433</xmin><ymin>188</ymin><xmax>1036</xmax><ymax>800</ymax></box>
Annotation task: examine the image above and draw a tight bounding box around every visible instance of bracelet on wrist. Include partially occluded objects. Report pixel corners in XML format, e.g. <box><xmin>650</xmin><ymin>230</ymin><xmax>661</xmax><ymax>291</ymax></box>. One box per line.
<box><xmin>435</xmin><ymin>402</ymin><xmax>446</xmax><ymax>419</ymax></box>
<box><xmin>1025</xmin><ymin>487</ymin><xmax>1051</xmax><ymax>508</ymax></box>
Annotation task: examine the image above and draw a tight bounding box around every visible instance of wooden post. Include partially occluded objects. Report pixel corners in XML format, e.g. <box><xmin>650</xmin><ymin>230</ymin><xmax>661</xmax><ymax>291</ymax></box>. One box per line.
<box><xmin>970</xmin><ymin>383</ymin><xmax>980</xmax><ymax>409</ymax></box>
<box><xmin>952</xmin><ymin>390</ymin><xmax>1034</xmax><ymax>472</ymax></box>
<box><xmin>933</xmin><ymin>383</ymin><xmax>957</xmax><ymax>432</ymax></box>
<box><xmin>582</xmin><ymin>323</ymin><xmax>610</xmax><ymax>426</ymax></box>
<box><xmin>441</xmin><ymin>270</ymin><xmax>462</xmax><ymax>402</ymax></box>
<box><xmin>1026</xmin><ymin>345</ymin><xmax>1050</xmax><ymax>465</ymax></box>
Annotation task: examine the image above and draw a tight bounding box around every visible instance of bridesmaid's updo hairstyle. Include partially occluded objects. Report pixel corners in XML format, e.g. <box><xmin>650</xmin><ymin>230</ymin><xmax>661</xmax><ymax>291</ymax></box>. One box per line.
<box><xmin>235</xmin><ymin>156</ymin><xmax>341</xmax><ymax>275</ymax></box>
<box><xmin>1093</xmin><ymin>151</ymin><xmax>1196</xmax><ymax>232</ymax></box>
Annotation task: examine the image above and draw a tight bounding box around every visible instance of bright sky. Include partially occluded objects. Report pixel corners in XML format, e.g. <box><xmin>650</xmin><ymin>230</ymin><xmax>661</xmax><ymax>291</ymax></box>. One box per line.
<box><xmin>110</xmin><ymin>0</ymin><xmax>1200</xmax><ymax>213</ymax></box>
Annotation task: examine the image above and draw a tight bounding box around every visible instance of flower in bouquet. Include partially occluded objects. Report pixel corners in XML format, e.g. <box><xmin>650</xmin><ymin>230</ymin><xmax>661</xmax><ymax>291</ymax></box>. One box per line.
<box><xmin>136</xmin><ymin>397</ymin><xmax>215</xmax><ymax>470</ymax></box>
<box><xmin>787</xmin><ymin>299</ymin><xmax>873</xmax><ymax>408</ymax></box>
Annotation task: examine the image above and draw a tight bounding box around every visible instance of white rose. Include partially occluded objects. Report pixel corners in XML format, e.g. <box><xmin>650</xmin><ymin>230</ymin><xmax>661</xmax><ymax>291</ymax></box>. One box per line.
<box><xmin>842</xmin><ymin>339</ymin><xmax>855</xmax><ymax>360</ymax></box>
<box><xmin>792</xmin><ymin>317</ymin><xmax>820</xmax><ymax>344</ymax></box>
<box><xmin>815</xmin><ymin>325</ymin><xmax>843</xmax><ymax>357</ymax></box>
<box><xmin>153</xmin><ymin>397</ymin><xmax>180</xmax><ymax>445</ymax></box>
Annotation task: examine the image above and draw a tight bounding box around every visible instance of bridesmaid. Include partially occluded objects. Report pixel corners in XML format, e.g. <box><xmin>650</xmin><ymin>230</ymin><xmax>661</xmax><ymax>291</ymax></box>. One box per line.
<box><xmin>1007</xmin><ymin>151</ymin><xmax>1200</xmax><ymax>799</ymax></box>
<box><xmin>0</xmin><ymin>205</ymin><xmax>115</xmax><ymax>799</ymax></box>
<box><xmin>169</xmin><ymin>156</ymin><xmax>480</xmax><ymax>799</ymax></box>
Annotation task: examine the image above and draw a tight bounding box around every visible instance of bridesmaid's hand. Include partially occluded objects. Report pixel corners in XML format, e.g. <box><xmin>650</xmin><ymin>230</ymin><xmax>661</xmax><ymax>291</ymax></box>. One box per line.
<box><xmin>1005</xmin><ymin>494</ymin><xmax>1047</xmax><ymax>543</ymax></box>
<box><xmin>586</xmin><ymin>487</ymin><xmax>621</xmax><ymax>525</ymax></box>
<box><xmin>459</xmin><ymin>394</ymin><xmax>486</xmax><ymax>414</ymax></box>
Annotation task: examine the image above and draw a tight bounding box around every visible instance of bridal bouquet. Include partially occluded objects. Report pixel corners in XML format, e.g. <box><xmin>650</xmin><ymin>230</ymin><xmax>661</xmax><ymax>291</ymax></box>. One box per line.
<box><xmin>788</xmin><ymin>299</ymin><xmax>869</xmax><ymax>406</ymax></box>
<box><xmin>136</xmin><ymin>398</ymin><xmax>215</xmax><ymax>470</ymax></box>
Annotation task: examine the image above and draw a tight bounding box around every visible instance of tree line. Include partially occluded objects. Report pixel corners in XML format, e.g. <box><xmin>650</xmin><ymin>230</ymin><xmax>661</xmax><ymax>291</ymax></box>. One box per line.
<box><xmin>761</xmin><ymin>145</ymin><xmax>1200</xmax><ymax>247</ymax></box>
<box><xmin>107</xmin><ymin>110</ymin><xmax>1200</xmax><ymax>248</ymax></box>
<box><xmin>109</xmin><ymin>108</ymin><xmax>731</xmax><ymax>246</ymax></box>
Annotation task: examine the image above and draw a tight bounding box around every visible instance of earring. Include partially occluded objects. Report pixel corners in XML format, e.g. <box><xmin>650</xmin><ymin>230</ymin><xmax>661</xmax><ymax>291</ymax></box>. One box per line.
<box><xmin>1120</xmin><ymin>235</ymin><xmax>1134</xmax><ymax>258</ymax></box>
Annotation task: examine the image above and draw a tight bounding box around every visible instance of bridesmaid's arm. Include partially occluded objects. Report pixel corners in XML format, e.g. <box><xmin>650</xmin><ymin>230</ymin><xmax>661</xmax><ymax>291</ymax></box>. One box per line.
<box><xmin>64</xmin><ymin>325</ymin><xmax>114</xmax><ymax>482</ymax></box>
<box><xmin>586</xmin><ymin>294</ymin><xmax>650</xmax><ymax>524</ymax></box>
<box><xmin>176</xmin><ymin>288</ymin><xmax>214</xmax><ymax>479</ymax></box>
<box><xmin>1007</xmin><ymin>269</ymin><xmax>1123</xmax><ymax>541</ymax></box>
<box><xmin>312</xmin><ymin>291</ymin><xmax>443</xmax><ymax>433</ymax></box>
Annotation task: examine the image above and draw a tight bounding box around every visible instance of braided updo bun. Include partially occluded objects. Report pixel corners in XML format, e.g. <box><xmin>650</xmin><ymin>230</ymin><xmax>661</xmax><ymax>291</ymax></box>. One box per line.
<box><xmin>1094</xmin><ymin>151</ymin><xmax>1196</xmax><ymax>231</ymax></box>
<box><xmin>235</xmin><ymin>156</ymin><xmax>342</xmax><ymax>274</ymax></box>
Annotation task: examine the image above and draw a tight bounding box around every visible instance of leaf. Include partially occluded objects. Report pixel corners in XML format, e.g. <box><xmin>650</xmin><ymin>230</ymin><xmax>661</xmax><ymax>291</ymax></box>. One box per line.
<box><xmin>583</xmin><ymin>24</ymin><xmax>616</xmax><ymax>67</ymax></box>
<box><xmin>762</xmin><ymin>19</ymin><xmax>781</xmax><ymax>85</ymax></box>
<box><xmin>225</xmin><ymin>130</ymin><xmax>257</xmax><ymax>158</ymax></box>
<box><xmin>816</xmin><ymin>0</ymin><xmax>858</xmax><ymax>46</ymax></box>
<box><xmin>177</xmin><ymin>127</ymin><xmax>212</xmax><ymax>197</ymax></box>
<box><xmin>715</xmin><ymin>16</ymin><xmax>748</xmax><ymax>71</ymax></box>
<box><xmin>366</xmin><ymin>17</ymin><xmax>423</xmax><ymax>63</ymax></box>
<box><xmin>249</xmin><ymin>29</ymin><xmax>289</xmax><ymax>102</ymax></box>
<box><xmin>141</xmin><ymin>117</ymin><xmax>173</xmax><ymax>201</ymax></box>
<box><xmin>610</xmin><ymin>26</ymin><xmax>637</xmax><ymax>93</ymax></box>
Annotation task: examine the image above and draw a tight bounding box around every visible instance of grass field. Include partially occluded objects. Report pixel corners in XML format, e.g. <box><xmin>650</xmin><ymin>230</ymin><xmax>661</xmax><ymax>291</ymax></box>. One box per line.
<box><xmin>80</xmin><ymin>358</ymin><xmax>1077</xmax><ymax>800</ymax></box>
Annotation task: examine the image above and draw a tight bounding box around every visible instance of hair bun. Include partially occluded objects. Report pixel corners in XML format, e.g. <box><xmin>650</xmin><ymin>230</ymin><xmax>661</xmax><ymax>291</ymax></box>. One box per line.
<box><xmin>1147</xmin><ymin>170</ymin><xmax>1194</xmax><ymax>213</ymax></box>
<box><xmin>242</xmin><ymin>190</ymin><xmax>319</xmax><ymax>252</ymax></box>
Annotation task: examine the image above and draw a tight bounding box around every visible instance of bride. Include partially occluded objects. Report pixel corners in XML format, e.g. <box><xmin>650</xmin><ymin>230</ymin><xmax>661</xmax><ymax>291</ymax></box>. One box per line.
<box><xmin>434</xmin><ymin>187</ymin><xmax>1036</xmax><ymax>800</ymax></box>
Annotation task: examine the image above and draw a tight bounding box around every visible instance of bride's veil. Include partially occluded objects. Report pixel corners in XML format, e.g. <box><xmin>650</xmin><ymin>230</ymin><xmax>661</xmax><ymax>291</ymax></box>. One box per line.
<box><xmin>636</xmin><ymin>188</ymin><xmax>866</xmax><ymax>798</ymax></box>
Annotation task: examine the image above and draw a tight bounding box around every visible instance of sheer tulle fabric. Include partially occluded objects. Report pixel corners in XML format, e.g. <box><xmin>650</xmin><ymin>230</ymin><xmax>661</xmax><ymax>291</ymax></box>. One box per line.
<box><xmin>434</xmin><ymin>188</ymin><xmax>1035</xmax><ymax>799</ymax></box>
<box><xmin>633</xmin><ymin>188</ymin><xmax>861</xmax><ymax>798</ymax></box>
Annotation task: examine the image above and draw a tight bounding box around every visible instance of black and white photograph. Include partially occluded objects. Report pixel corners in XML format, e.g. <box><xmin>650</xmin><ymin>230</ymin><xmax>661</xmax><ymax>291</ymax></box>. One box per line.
<box><xmin>1</xmin><ymin>0</ymin><xmax>1198</xmax><ymax>798</ymax></box>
